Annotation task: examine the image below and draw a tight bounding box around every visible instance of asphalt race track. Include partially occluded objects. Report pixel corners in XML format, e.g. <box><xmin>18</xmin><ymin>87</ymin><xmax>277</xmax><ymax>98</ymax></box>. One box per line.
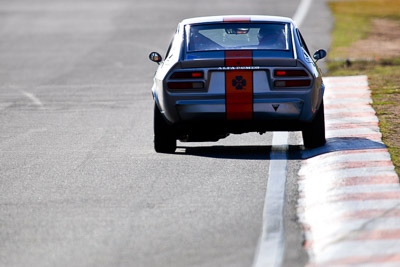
<box><xmin>0</xmin><ymin>0</ymin><xmax>332</xmax><ymax>266</ymax></box>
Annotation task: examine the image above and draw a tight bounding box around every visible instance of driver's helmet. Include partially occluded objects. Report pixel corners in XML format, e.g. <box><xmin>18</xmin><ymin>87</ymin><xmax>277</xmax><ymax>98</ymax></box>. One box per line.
<box><xmin>257</xmin><ymin>26</ymin><xmax>284</xmax><ymax>43</ymax></box>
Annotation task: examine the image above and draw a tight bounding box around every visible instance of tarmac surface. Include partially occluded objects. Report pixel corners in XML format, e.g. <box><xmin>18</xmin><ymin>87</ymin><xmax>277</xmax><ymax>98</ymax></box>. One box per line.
<box><xmin>0</xmin><ymin>1</ymin><xmax>333</xmax><ymax>267</ymax></box>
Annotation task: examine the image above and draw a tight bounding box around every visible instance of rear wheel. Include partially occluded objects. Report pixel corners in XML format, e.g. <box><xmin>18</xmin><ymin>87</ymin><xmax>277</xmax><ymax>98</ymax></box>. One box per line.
<box><xmin>154</xmin><ymin>103</ymin><xmax>176</xmax><ymax>153</ymax></box>
<box><xmin>302</xmin><ymin>100</ymin><xmax>326</xmax><ymax>149</ymax></box>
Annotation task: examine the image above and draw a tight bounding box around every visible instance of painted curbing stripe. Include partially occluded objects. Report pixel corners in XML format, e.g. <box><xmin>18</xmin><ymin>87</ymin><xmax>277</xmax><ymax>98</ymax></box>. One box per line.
<box><xmin>305</xmin><ymin>160</ymin><xmax>393</xmax><ymax>172</ymax></box>
<box><xmin>325</xmin><ymin>100</ymin><xmax>375</xmax><ymax>105</ymax></box>
<box><xmin>324</xmin><ymin>107</ymin><xmax>375</xmax><ymax>114</ymax></box>
<box><xmin>319</xmin><ymin>253</ymin><xmax>400</xmax><ymax>266</ymax></box>
<box><xmin>340</xmin><ymin>208</ymin><xmax>400</xmax><ymax>221</ymax></box>
<box><xmin>301</xmin><ymin>149</ymin><xmax>390</xmax><ymax>164</ymax></box>
<box><xmin>324</xmin><ymin>93</ymin><xmax>371</xmax><ymax>98</ymax></box>
<box><xmin>298</xmin><ymin>191</ymin><xmax>400</xmax><ymax>208</ymax></box>
<box><xmin>325</xmin><ymin>122</ymin><xmax>378</xmax><ymax>130</ymax></box>
<box><xmin>299</xmin><ymin>206</ymin><xmax>400</xmax><ymax>221</ymax></box>
<box><xmin>325</xmin><ymin>116</ymin><xmax>379</xmax><ymax>124</ymax></box>
<box><xmin>302</xmin><ymin>159</ymin><xmax>391</xmax><ymax>170</ymax></box>
<box><xmin>354</xmin><ymin>229</ymin><xmax>400</xmax><ymax>241</ymax></box>
<box><xmin>332</xmin><ymin>175</ymin><xmax>399</xmax><ymax>187</ymax></box>
<box><xmin>299</xmin><ymin>76</ymin><xmax>400</xmax><ymax>266</ymax></box>
<box><xmin>322</xmin><ymin>75</ymin><xmax>368</xmax><ymax>83</ymax></box>
<box><xmin>324</xmin><ymin>103</ymin><xmax>372</xmax><ymax>109</ymax></box>
<box><xmin>325</xmin><ymin>133</ymin><xmax>382</xmax><ymax>141</ymax></box>
<box><xmin>299</xmin><ymin>167</ymin><xmax>395</xmax><ymax>180</ymax></box>
<box><xmin>304</xmin><ymin>217</ymin><xmax>400</xmax><ymax>241</ymax></box>
<box><xmin>326</xmin><ymin>191</ymin><xmax>400</xmax><ymax>202</ymax></box>
<box><xmin>325</xmin><ymin>127</ymin><xmax>380</xmax><ymax>137</ymax></box>
<box><xmin>324</xmin><ymin>99</ymin><xmax>372</xmax><ymax>105</ymax></box>
<box><xmin>314</xmin><ymin>240</ymin><xmax>400</xmax><ymax>264</ymax></box>
<box><xmin>300</xmin><ymin>182</ymin><xmax>399</xmax><ymax>195</ymax></box>
<box><xmin>325</xmin><ymin>111</ymin><xmax>376</xmax><ymax>119</ymax></box>
<box><xmin>324</xmin><ymin>85</ymin><xmax>370</xmax><ymax>90</ymax></box>
<box><xmin>299</xmin><ymin>175</ymin><xmax>399</xmax><ymax>191</ymax></box>
<box><xmin>324</xmin><ymin>184</ymin><xmax>400</xmax><ymax>195</ymax></box>
<box><xmin>322</xmin><ymin>148</ymin><xmax>389</xmax><ymax>155</ymax></box>
<box><xmin>298</xmin><ymin>202</ymin><xmax>400</xmax><ymax>224</ymax></box>
<box><xmin>325</xmin><ymin>90</ymin><xmax>371</xmax><ymax>95</ymax></box>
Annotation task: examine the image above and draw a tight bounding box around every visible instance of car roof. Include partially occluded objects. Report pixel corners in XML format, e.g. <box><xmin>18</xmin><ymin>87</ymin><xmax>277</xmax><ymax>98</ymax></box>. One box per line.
<box><xmin>180</xmin><ymin>15</ymin><xmax>295</xmax><ymax>26</ymax></box>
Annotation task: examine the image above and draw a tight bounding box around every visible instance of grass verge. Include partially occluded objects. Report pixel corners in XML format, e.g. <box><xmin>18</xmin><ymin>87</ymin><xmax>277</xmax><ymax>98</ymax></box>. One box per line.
<box><xmin>327</xmin><ymin>0</ymin><xmax>400</xmax><ymax>177</ymax></box>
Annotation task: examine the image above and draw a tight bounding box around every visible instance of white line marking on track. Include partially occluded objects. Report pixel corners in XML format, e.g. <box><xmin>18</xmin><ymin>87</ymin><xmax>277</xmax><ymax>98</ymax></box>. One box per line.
<box><xmin>22</xmin><ymin>91</ymin><xmax>44</xmax><ymax>109</ymax></box>
<box><xmin>253</xmin><ymin>132</ymin><xmax>289</xmax><ymax>267</ymax></box>
<box><xmin>252</xmin><ymin>1</ymin><xmax>313</xmax><ymax>266</ymax></box>
<box><xmin>292</xmin><ymin>0</ymin><xmax>313</xmax><ymax>27</ymax></box>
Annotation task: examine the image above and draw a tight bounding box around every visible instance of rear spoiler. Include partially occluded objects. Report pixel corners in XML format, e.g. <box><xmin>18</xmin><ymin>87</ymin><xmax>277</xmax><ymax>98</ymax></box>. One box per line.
<box><xmin>180</xmin><ymin>58</ymin><xmax>298</xmax><ymax>69</ymax></box>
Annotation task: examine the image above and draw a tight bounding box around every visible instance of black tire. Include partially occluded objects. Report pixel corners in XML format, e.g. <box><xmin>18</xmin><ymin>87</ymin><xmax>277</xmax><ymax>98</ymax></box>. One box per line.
<box><xmin>154</xmin><ymin>103</ymin><xmax>176</xmax><ymax>153</ymax></box>
<box><xmin>302</xmin><ymin>100</ymin><xmax>326</xmax><ymax>148</ymax></box>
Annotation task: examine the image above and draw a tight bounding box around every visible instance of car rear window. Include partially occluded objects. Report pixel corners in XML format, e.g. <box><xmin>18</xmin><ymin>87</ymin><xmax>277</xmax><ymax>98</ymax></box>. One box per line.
<box><xmin>187</xmin><ymin>23</ymin><xmax>289</xmax><ymax>52</ymax></box>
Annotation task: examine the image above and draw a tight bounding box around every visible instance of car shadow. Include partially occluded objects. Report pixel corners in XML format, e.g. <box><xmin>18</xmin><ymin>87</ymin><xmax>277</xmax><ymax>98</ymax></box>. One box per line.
<box><xmin>300</xmin><ymin>137</ymin><xmax>386</xmax><ymax>159</ymax></box>
<box><xmin>176</xmin><ymin>137</ymin><xmax>386</xmax><ymax>160</ymax></box>
<box><xmin>176</xmin><ymin>145</ymin><xmax>272</xmax><ymax>160</ymax></box>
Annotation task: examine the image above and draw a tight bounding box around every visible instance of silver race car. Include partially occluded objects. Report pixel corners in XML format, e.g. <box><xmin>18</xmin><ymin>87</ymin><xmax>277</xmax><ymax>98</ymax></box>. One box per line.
<box><xmin>149</xmin><ymin>15</ymin><xmax>327</xmax><ymax>153</ymax></box>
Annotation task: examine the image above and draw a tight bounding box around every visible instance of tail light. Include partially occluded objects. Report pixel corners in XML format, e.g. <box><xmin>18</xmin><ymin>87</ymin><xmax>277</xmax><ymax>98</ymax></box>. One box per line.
<box><xmin>167</xmin><ymin>82</ymin><xmax>204</xmax><ymax>89</ymax></box>
<box><xmin>170</xmin><ymin>71</ymin><xmax>204</xmax><ymax>79</ymax></box>
<box><xmin>274</xmin><ymin>70</ymin><xmax>308</xmax><ymax>77</ymax></box>
<box><xmin>273</xmin><ymin>69</ymin><xmax>311</xmax><ymax>88</ymax></box>
<box><xmin>168</xmin><ymin>71</ymin><xmax>205</xmax><ymax>90</ymax></box>
<box><xmin>274</xmin><ymin>80</ymin><xmax>311</xmax><ymax>88</ymax></box>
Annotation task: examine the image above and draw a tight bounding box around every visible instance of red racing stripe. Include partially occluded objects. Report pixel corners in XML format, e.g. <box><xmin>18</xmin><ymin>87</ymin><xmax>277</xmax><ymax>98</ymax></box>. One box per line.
<box><xmin>225</xmin><ymin>51</ymin><xmax>253</xmax><ymax>120</ymax></box>
<box><xmin>223</xmin><ymin>17</ymin><xmax>250</xmax><ymax>22</ymax></box>
<box><xmin>225</xmin><ymin>50</ymin><xmax>252</xmax><ymax>67</ymax></box>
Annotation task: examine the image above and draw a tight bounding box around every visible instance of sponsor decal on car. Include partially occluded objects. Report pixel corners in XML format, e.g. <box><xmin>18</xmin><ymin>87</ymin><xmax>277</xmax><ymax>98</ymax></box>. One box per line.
<box><xmin>218</xmin><ymin>66</ymin><xmax>260</xmax><ymax>70</ymax></box>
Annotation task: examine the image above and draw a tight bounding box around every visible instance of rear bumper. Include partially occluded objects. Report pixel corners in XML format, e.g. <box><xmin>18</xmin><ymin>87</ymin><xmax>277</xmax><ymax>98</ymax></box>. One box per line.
<box><xmin>168</xmin><ymin>98</ymin><xmax>314</xmax><ymax>138</ymax></box>
<box><xmin>173</xmin><ymin>117</ymin><xmax>310</xmax><ymax>139</ymax></box>
<box><xmin>176</xmin><ymin>98</ymin><xmax>304</xmax><ymax>121</ymax></box>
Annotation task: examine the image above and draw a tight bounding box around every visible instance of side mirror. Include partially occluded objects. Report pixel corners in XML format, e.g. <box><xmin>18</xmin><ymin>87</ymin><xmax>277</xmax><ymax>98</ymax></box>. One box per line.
<box><xmin>149</xmin><ymin>52</ymin><xmax>162</xmax><ymax>64</ymax></box>
<box><xmin>313</xmin><ymin>49</ymin><xmax>327</xmax><ymax>61</ymax></box>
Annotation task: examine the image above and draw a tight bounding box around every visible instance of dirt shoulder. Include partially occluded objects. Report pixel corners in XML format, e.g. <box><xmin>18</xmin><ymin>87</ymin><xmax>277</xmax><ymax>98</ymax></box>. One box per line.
<box><xmin>346</xmin><ymin>18</ymin><xmax>400</xmax><ymax>59</ymax></box>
